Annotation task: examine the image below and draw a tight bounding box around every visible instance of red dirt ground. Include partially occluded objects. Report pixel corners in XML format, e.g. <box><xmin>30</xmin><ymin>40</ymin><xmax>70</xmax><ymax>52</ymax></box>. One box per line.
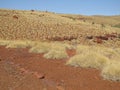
<box><xmin>0</xmin><ymin>46</ymin><xmax>120</xmax><ymax>90</ymax></box>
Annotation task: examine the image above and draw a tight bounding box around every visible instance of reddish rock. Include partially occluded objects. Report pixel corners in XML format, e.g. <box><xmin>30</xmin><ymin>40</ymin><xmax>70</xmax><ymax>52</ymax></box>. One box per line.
<box><xmin>19</xmin><ymin>68</ymin><xmax>28</xmax><ymax>74</ymax></box>
<box><xmin>105</xmin><ymin>34</ymin><xmax>117</xmax><ymax>38</ymax></box>
<box><xmin>94</xmin><ymin>38</ymin><xmax>103</xmax><ymax>44</ymax></box>
<box><xmin>95</xmin><ymin>36</ymin><xmax>108</xmax><ymax>40</ymax></box>
<box><xmin>86</xmin><ymin>36</ymin><xmax>93</xmax><ymax>39</ymax></box>
<box><xmin>56</xmin><ymin>85</ymin><xmax>65</xmax><ymax>90</ymax></box>
<box><xmin>33</xmin><ymin>72</ymin><xmax>45</xmax><ymax>79</ymax></box>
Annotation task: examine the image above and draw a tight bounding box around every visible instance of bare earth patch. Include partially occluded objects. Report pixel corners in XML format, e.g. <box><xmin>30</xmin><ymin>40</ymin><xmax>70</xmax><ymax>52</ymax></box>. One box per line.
<box><xmin>0</xmin><ymin>46</ymin><xmax>120</xmax><ymax>90</ymax></box>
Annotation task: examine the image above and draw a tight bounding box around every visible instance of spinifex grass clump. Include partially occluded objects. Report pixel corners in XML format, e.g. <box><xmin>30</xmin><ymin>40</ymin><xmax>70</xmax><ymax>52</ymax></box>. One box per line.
<box><xmin>44</xmin><ymin>43</ymin><xmax>68</xmax><ymax>59</ymax></box>
<box><xmin>29</xmin><ymin>41</ymin><xmax>69</xmax><ymax>59</ymax></box>
<box><xmin>66</xmin><ymin>52</ymin><xmax>109</xmax><ymax>69</ymax></box>
<box><xmin>102</xmin><ymin>61</ymin><xmax>120</xmax><ymax>81</ymax></box>
<box><xmin>66</xmin><ymin>45</ymin><xmax>120</xmax><ymax>81</ymax></box>
<box><xmin>29</xmin><ymin>42</ymin><xmax>51</xmax><ymax>53</ymax></box>
<box><xmin>6</xmin><ymin>40</ymin><xmax>30</xmax><ymax>48</ymax></box>
<box><xmin>0</xmin><ymin>40</ymin><xmax>11</xmax><ymax>46</ymax></box>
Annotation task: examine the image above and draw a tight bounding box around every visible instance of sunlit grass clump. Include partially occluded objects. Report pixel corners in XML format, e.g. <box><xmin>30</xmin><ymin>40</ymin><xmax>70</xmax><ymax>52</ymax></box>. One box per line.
<box><xmin>0</xmin><ymin>40</ymin><xmax>11</xmax><ymax>46</ymax></box>
<box><xmin>76</xmin><ymin>45</ymin><xmax>120</xmax><ymax>61</ymax></box>
<box><xmin>44</xmin><ymin>43</ymin><xmax>68</xmax><ymax>59</ymax></box>
<box><xmin>29</xmin><ymin>42</ymin><xmax>51</xmax><ymax>53</ymax></box>
<box><xmin>66</xmin><ymin>52</ymin><xmax>109</xmax><ymax>69</ymax></box>
<box><xmin>102</xmin><ymin>61</ymin><xmax>120</xmax><ymax>81</ymax></box>
<box><xmin>6</xmin><ymin>40</ymin><xmax>30</xmax><ymax>48</ymax></box>
<box><xmin>0</xmin><ymin>40</ymin><xmax>69</xmax><ymax>59</ymax></box>
<box><xmin>66</xmin><ymin>45</ymin><xmax>120</xmax><ymax>81</ymax></box>
<box><xmin>29</xmin><ymin>41</ymin><xmax>69</xmax><ymax>59</ymax></box>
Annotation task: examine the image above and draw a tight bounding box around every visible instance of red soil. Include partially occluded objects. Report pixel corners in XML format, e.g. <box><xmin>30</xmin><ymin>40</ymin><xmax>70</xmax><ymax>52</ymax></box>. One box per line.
<box><xmin>0</xmin><ymin>46</ymin><xmax>120</xmax><ymax>90</ymax></box>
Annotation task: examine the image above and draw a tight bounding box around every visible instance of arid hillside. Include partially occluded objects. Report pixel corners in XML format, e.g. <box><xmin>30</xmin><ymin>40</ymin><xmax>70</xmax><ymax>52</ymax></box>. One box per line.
<box><xmin>0</xmin><ymin>9</ymin><xmax>120</xmax><ymax>90</ymax></box>
<box><xmin>0</xmin><ymin>9</ymin><xmax>120</xmax><ymax>47</ymax></box>
<box><xmin>60</xmin><ymin>14</ymin><xmax>120</xmax><ymax>26</ymax></box>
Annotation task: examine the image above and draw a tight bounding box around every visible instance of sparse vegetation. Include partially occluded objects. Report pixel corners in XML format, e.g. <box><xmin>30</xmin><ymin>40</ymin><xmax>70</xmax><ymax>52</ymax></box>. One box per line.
<box><xmin>101</xmin><ymin>23</ymin><xmax>105</xmax><ymax>28</ymax></box>
<box><xmin>66</xmin><ymin>45</ymin><xmax>120</xmax><ymax>81</ymax></box>
<box><xmin>6</xmin><ymin>40</ymin><xmax>29</xmax><ymax>48</ymax></box>
<box><xmin>0</xmin><ymin>40</ymin><xmax>11</xmax><ymax>46</ymax></box>
<box><xmin>92</xmin><ymin>22</ymin><xmax>95</xmax><ymax>25</ymax></box>
<box><xmin>43</xmin><ymin>43</ymin><xmax>68</xmax><ymax>59</ymax></box>
<box><xmin>66</xmin><ymin>52</ymin><xmax>109</xmax><ymax>69</ymax></box>
<box><xmin>102</xmin><ymin>61</ymin><xmax>120</xmax><ymax>81</ymax></box>
<box><xmin>0</xmin><ymin>9</ymin><xmax>120</xmax><ymax>82</ymax></box>
<box><xmin>0</xmin><ymin>9</ymin><xmax>120</xmax><ymax>48</ymax></box>
<box><xmin>29</xmin><ymin>42</ymin><xmax>51</xmax><ymax>53</ymax></box>
<box><xmin>44</xmin><ymin>49</ymin><xmax>68</xmax><ymax>59</ymax></box>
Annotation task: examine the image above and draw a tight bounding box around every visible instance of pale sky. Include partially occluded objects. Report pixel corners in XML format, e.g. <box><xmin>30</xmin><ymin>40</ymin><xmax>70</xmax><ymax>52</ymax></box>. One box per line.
<box><xmin>0</xmin><ymin>0</ymin><xmax>120</xmax><ymax>15</ymax></box>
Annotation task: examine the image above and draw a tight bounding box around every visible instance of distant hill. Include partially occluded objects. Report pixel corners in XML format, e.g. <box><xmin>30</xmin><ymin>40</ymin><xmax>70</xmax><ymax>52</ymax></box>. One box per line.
<box><xmin>59</xmin><ymin>14</ymin><xmax>120</xmax><ymax>26</ymax></box>
<box><xmin>0</xmin><ymin>9</ymin><xmax>120</xmax><ymax>47</ymax></box>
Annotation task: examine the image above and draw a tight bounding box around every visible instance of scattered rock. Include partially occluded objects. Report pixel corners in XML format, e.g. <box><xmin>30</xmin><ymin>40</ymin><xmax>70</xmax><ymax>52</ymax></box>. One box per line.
<box><xmin>56</xmin><ymin>85</ymin><xmax>65</xmax><ymax>90</ymax></box>
<box><xmin>95</xmin><ymin>36</ymin><xmax>108</xmax><ymax>40</ymax></box>
<box><xmin>94</xmin><ymin>38</ymin><xmax>103</xmax><ymax>44</ymax></box>
<box><xmin>19</xmin><ymin>68</ymin><xmax>28</xmax><ymax>74</ymax></box>
<box><xmin>94</xmin><ymin>76</ymin><xmax>99</xmax><ymax>80</ymax></box>
<box><xmin>33</xmin><ymin>72</ymin><xmax>45</xmax><ymax>79</ymax></box>
<box><xmin>86</xmin><ymin>36</ymin><xmax>93</xmax><ymax>39</ymax></box>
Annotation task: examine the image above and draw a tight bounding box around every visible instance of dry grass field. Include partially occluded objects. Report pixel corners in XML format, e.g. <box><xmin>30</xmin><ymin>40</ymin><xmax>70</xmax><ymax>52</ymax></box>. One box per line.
<box><xmin>0</xmin><ymin>9</ymin><xmax>120</xmax><ymax>46</ymax></box>
<box><xmin>0</xmin><ymin>9</ymin><xmax>120</xmax><ymax>90</ymax></box>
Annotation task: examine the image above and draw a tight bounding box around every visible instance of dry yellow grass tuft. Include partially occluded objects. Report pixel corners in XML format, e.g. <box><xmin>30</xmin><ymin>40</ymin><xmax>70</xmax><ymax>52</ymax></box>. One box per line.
<box><xmin>64</xmin><ymin>43</ymin><xmax>76</xmax><ymax>50</ymax></box>
<box><xmin>66</xmin><ymin>52</ymin><xmax>109</xmax><ymax>69</ymax></box>
<box><xmin>44</xmin><ymin>49</ymin><xmax>68</xmax><ymax>59</ymax></box>
<box><xmin>67</xmin><ymin>45</ymin><xmax>120</xmax><ymax>81</ymax></box>
<box><xmin>0</xmin><ymin>40</ymin><xmax>69</xmax><ymax>59</ymax></box>
<box><xmin>76</xmin><ymin>45</ymin><xmax>91</xmax><ymax>54</ymax></box>
<box><xmin>76</xmin><ymin>45</ymin><xmax>120</xmax><ymax>61</ymax></box>
<box><xmin>0</xmin><ymin>40</ymin><xmax>11</xmax><ymax>46</ymax></box>
<box><xmin>29</xmin><ymin>42</ymin><xmax>51</xmax><ymax>53</ymax></box>
<box><xmin>102</xmin><ymin>61</ymin><xmax>120</xmax><ymax>81</ymax></box>
<box><xmin>115</xmin><ymin>48</ymin><xmax>120</xmax><ymax>54</ymax></box>
<box><xmin>29</xmin><ymin>41</ymin><xmax>69</xmax><ymax>59</ymax></box>
<box><xmin>6</xmin><ymin>40</ymin><xmax>30</xmax><ymax>48</ymax></box>
<box><xmin>44</xmin><ymin>43</ymin><xmax>68</xmax><ymax>59</ymax></box>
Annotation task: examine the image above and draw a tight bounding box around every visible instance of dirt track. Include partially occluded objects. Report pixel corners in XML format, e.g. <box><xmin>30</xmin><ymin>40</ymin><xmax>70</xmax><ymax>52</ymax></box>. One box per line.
<box><xmin>0</xmin><ymin>46</ymin><xmax>120</xmax><ymax>90</ymax></box>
